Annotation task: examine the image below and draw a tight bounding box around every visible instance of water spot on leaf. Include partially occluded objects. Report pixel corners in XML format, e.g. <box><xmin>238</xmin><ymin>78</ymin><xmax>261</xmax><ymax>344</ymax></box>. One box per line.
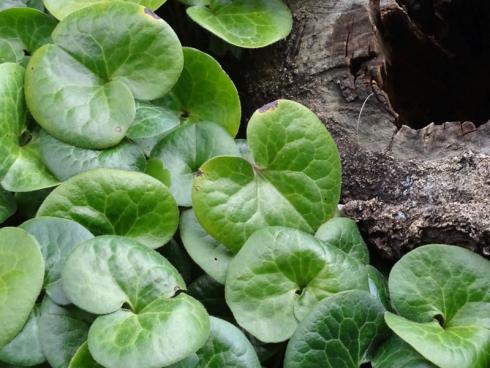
<box><xmin>115</xmin><ymin>126</ymin><xmax>122</xmax><ymax>133</ymax></box>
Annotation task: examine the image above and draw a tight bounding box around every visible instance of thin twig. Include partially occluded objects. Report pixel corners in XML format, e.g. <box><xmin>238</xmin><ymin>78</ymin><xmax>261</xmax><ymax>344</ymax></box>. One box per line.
<box><xmin>356</xmin><ymin>92</ymin><xmax>374</xmax><ymax>144</ymax></box>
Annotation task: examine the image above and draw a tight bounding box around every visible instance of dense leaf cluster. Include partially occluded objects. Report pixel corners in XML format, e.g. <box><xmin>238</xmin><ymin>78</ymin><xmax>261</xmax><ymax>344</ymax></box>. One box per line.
<box><xmin>0</xmin><ymin>1</ymin><xmax>488</xmax><ymax>368</ymax></box>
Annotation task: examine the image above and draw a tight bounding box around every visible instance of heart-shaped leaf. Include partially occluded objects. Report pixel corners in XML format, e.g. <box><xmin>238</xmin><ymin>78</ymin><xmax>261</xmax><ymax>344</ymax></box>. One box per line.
<box><xmin>20</xmin><ymin>217</ymin><xmax>94</xmax><ymax>305</ymax></box>
<box><xmin>225</xmin><ymin>227</ymin><xmax>369</xmax><ymax>343</ymax></box>
<box><xmin>372</xmin><ymin>336</ymin><xmax>437</xmax><ymax>368</ymax></box>
<box><xmin>284</xmin><ymin>290</ymin><xmax>388</xmax><ymax>368</ymax></box>
<box><xmin>0</xmin><ymin>8</ymin><xmax>56</xmax><ymax>64</ymax></box>
<box><xmin>152</xmin><ymin>122</ymin><xmax>239</xmax><ymax>206</ymax></box>
<box><xmin>386</xmin><ymin>244</ymin><xmax>490</xmax><ymax>368</ymax></box>
<box><xmin>193</xmin><ymin>100</ymin><xmax>342</xmax><ymax>252</ymax></box>
<box><xmin>180</xmin><ymin>209</ymin><xmax>233</xmax><ymax>284</ymax></box>
<box><xmin>26</xmin><ymin>2</ymin><xmax>183</xmax><ymax>149</ymax></box>
<box><xmin>39</xmin><ymin>130</ymin><xmax>146</xmax><ymax>181</ymax></box>
<box><xmin>0</xmin><ymin>63</ymin><xmax>58</xmax><ymax>192</ymax></box>
<box><xmin>184</xmin><ymin>0</ymin><xmax>292</xmax><ymax>48</ymax></box>
<box><xmin>62</xmin><ymin>236</ymin><xmax>210</xmax><ymax>368</ymax></box>
<box><xmin>0</xmin><ymin>188</ymin><xmax>16</xmax><ymax>224</ymax></box>
<box><xmin>171</xmin><ymin>317</ymin><xmax>261</xmax><ymax>368</ymax></box>
<box><xmin>44</xmin><ymin>0</ymin><xmax>168</xmax><ymax>20</ymax></box>
<box><xmin>37</xmin><ymin>169</ymin><xmax>179</xmax><ymax>249</ymax></box>
<box><xmin>0</xmin><ymin>227</ymin><xmax>44</xmax><ymax>349</ymax></box>
<box><xmin>39</xmin><ymin>297</ymin><xmax>94</xmax><ymax>368</ymax></box>
<box><xmin>0</xmin><ymin>306</ymin><xmax>44</xmax><ymax>366</ymax></box>
<box><xmin>315</xmin><ymin>217</ymin><xmax>369</xmax><ymax>264</ymax></box>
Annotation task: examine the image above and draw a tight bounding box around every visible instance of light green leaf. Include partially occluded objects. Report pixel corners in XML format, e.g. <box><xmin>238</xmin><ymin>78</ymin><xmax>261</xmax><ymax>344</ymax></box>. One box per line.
<box><xmin>26</xmin><ymin>2</ymin><xmax>183</xmax><ymax>149</ymax></box>
<box><xmin>315</xmin><ymin>217</ymin><xmax>369</xmax><ymax>264</ymax></box>
<box><xmin>0</xmin><ymin>227</ymin><xmax>44</xmax><ymax>349</ymax></box>
<box><xmin>0</xmin><ymin>8</ymin><xmax>56</xmax><ymax>64</ymax></box>
<box><xmin>39</xmin><ymin>130</ymin><xmax>146</xmax><ymax>181</ymax></box>
<box><xmin>180</xmin><ymin>209</ymin><xmax>233</xmax><ymax>284</ymax></box>
<box><xmin>144</xmin><ymin>158</ymin><xmax>171</xmax><ymax>186</ymax></box>
<box><xmin>151</xmin><ymin>122</ymin><xmax>239</xmax><ymax>206</ymax></box>
<box><xmin>0</xmin><ymin>306</ymin><xmax>44</xmax><ymax>366</ymax></box>
<box><xmin>20</xmin><ymin>217</ymin><xmax>94</xmax><ymax>305</ymax></box>
<box><xmin>367</xmin><ymin>265</ymin><xmax>390</xmax><ymax>310</ymax></box>
<box><xmin>372</xmin><ymin>335</ymin><xmax>436</xmax><ymax>368</ymax></box>
<box><xmin>0</xmin><ymin>188</ymin><xmax>16</xmax><ymax>224</ymax></box>
<box><xmin>387</xmin><ymin>244</ymin><xmax>490</xmax><ymax>368</ymax></box>
<box><xmin>43</xmin><ymin>0</ymin><xmax>168</xmax><ymax>20</ymax></box>
<box><xmin>185</xmin><ymin>0</ymin><xmax>292</xmax><ymax>48</ymax></box>
<box><xmin>39</xmin><ymin>297</ymin><xmax>94</xmax><ymax>368</ymax></box>
<box><xmin>225</xmin><ymin>227</ymin><xmax>369</xmax><ymax>343</ymax></box>
<box><xmin>284</xmin><ymin>290</ymin><xmax>387</xmax><ymax>368</ymax></box>
<box><xmin>37</xmin><ymin>169</ymin><xmax>179</xmax><ymax>249</ymax></box>
<box><xmin>68</xmin><ymin>343</ymin><xmax>102</xmax><ymax>368</ymax></box>
<box><xmin>193</xmin><ymin>100</ymin><xmax>342</xmax><ymax>252</ymax></box>
<box><xmin>0</xmin><ymin>1</ymin><xmax>26</xmax><ymax>11</ymax></box>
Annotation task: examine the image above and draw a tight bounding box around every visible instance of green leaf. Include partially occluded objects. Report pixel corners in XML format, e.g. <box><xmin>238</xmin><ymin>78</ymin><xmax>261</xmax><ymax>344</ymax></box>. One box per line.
<box><xmin>172</xmin><ymin>317</ymin><xmax>261</xmax><ymax>368</ymax></box>
<box><xmin>26</xmin><ymin>2</ymin><xmax>183</xmax><ymax>149</ymax></box>
<box><xmin>0</xmin><ymin>306</ymin><xmax>45</xmax><ymax>366</ymax></box>
<box><xmin>284</xmin><ymin>290</ymin><xmax>387</xmax><ymax>368</ymax></box>
<box><xmin>152</xmin><ymin>122</ymin><xmax>239</xmax><ymax>206</ymax></box>
<box><xmin>0</xmin><ymin>8</ymin><xmax>56</xmax><ymax>64</ymax></box>
<box><xmin>20</xmin><ymin>217</ymin><xmax>94</xmax><ymax>305</ymax></box>
<box><xmin>159</xmin><ymin>239</ymin><xmax>195</xmax><ymax>285</ymax></box>
<box><xmin>188</xmin><ymin>274</ymin><xmax>232</xmax><ymax>320</ymax></box>
<box><xmin>0</xmin><ymin>187</ymin><xmax>16</xmax><ymax>224</ymax></box>
<box><xmin>39</xmin><ymin>297</ymin><xmax>94</xmax><ymax>368</ymax></box>
<box><xmin>144</xmin><ymin>158</ymin><xmax>171</xmax><ymax>186</ymax></box>
<box><xmin>37</xmin><ymin>169</ymin><xmax>179</xmax><ymax>249</ymax></box>
<box><xmin>225</xmin><ymin>227</ymin><xmax>369</xmax><ymax>343</ymax></box>
<box><xmin>386</xmin><ymin>244</ymin><xmax>490</xmax><ymax>368</ymax></box>
<box><xmin>193</xmin><ymin>100</ymin><xmax>342</xmax><ymax>252</ymax></box>
<box><xmin>0</xmin><ymin>63</ymin><xmax>58</xmax><ymax>192</ymax></box>
<box><xmin>156</xmin><ymin>47</ymin><xmax>241</xmax><ymax>137</ymax></box>
<box><xmin>68</xmin><ymin>343</ymin><xmax>102</xmax><ymax>368</ymax></box>
<box><xmin>44</xmin><ymin>0</ymin><xmax>168</xmax><ymax>20</ymax></box>
<box><xmin>0</xmin><ymin>227</ymin><xmax>44</xmax><ymax>349</ymax></box>
<box><xmin>185</xmin><ymin>0</ymin><xmax>292</xmax><ymax>48</ymax></box>
<box><xmin>180</xmin><ymin>209</ymin><xmax>233</xmax><ymax>284</ymax></box>
<box><xmin>367</xmin><ymin>266</ymin><xmax>390</xmax><ymax>310</ymax></box>
<box><xmin>0</xmin><ymin>1</ymin><xmax>26</xmax><ymax>11</ymax></box>
<box><xmin>315</xmin><ymin>217</ymin><xmax>369</xmax><ymax>264</ymax></box>
<box><xmin>39</xmin><ymin>130</ymin><xmax>146</xmax><ymax>181</ymax></box>
<box><xmin>372</xmin><ymin>335</ymin><xmax>437</xmax><ymax>368</ymax></box>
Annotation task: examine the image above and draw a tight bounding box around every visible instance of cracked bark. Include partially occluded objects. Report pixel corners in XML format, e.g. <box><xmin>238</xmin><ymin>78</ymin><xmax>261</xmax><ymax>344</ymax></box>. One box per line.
<box><xmin>237</xmin><ymin>0</ymin><xmax>490</xmax><ymax>260</ymax></box>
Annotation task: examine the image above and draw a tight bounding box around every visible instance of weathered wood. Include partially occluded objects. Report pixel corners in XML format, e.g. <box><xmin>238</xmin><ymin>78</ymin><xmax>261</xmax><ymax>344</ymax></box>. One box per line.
<box><xmin>237</xmin><ymin>0</ymin><xmax>490</xmax><ymax>260</ymax></box>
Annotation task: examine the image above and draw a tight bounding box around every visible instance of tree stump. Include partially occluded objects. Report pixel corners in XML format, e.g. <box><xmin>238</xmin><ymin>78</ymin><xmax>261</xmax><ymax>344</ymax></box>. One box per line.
<box><xmin>238</xmin><ymin>0</ymin><xmax>490</xmax><ymax>261</ymax></box>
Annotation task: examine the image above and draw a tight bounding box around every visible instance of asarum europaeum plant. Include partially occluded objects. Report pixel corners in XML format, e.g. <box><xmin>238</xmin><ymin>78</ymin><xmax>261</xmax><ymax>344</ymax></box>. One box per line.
<box><xmin>0</xmin><ymin>2</ymin><xmax>489</xmax><ymax>368</ymax></box>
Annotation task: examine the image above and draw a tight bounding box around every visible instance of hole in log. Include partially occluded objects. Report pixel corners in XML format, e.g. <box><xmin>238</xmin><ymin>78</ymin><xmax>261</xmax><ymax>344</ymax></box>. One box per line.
<box><xmin>381</xmin><ymin>0</ymin><xmax>490</xmax><ymax>129</ymax></box>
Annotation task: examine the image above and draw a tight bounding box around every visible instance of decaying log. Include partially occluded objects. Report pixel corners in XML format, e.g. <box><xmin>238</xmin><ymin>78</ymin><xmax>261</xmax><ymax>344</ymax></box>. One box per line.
<box><xmin>237</xmin><ymin>0</ymin><xmax>490</xmax><ymax>260</ymax></box>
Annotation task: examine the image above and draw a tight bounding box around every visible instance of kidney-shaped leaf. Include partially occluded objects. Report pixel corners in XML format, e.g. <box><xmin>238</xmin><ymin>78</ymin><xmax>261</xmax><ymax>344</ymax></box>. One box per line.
<box><xmin>386</xmin><ymin>244</ymin><xmax>490</xmax><ymax>368</ymax></box>
<box><xmin>284</xmin><ymin>290</ymin><xmax>387</xmax><ymax>368</ymax></box>
<box><xmin>152</xmin><ymin>122</ymin><xmax>239</xmax><ymax>206</ymax></box>
<box><xmin>0</xmin><ymin>8</ymin><xmax>56</xmax><ymax>64</ymax></box>
<box><xmin>185</xmin><ymin>0</ymin><xmax>292</xmax><ymax>48</ymax></box>
<box><xmin>193</xmin><ymin>100</ymin><xmax>342</xmax><ymax>252</ymax></box>
<box><xmin>372</xmin><ymin>335</ymin><xmax>437</xmax><ymax>368</ymax></box>
<box><xmin>0</xmin><ymin>227</ymin><xmax>44</xmax><ymax>349</ymax></box>
<box><xmin>26</xmin><ymin>2</ymin><xmax>183</xmax><ymax>149</ymax></box>
<box><xmin>37</xmin><ymin>169</ymin><xmax>179</xmax><ymax>249</ymax></box>
<box><xmin>225</xmin><ymin>227</ymin><xmax>369</xmax><ymax>343</ymax></box>
<box><xmin>20</xmin><ymin>217</ymin><xmax>94</xmax><ymax>305</ymax></box>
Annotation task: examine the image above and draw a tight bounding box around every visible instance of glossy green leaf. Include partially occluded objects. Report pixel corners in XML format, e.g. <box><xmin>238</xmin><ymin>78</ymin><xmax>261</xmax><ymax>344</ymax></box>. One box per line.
<box><xmin>193</xmin><ymin>100</ymin><xmax>342</xmax><ymax>252</ymax></box>
<box><xmin>39</xmin><ymin>298</ymin><xmax>94</xmax><ymax>368</ymax></box>
<box><xmin>37</xmin><ymin>169</ymin><xmax>179</xmax><ymax>249</ymax></box>
<box><xmin>156</xmin><ymin>47</ymin><xmax>241</xmax><ymax>137</ymax></box>
<box><xmin>372</xmin><ymin>335</ymin><xmax>437</xmax><ymax>368</ymax></box>
<box><xmin>39</xmin><ymin>130</ymin><xmax>146</xmax><ymax>181</ymax></box>
<box><xmin>225</xmin><ymin>227</ymin><xmax>369</xmax><ymax>343</ymax></box>
<box><xmin>0</xmin><ymin>188</ymin><xmax>16</xmax><ymax>224</ymax></box>
<box><xmin>367</xmin><ymin>266</ymin><xmax>390</xmax><ymax>310</ymax></box>
<box><xmin>20</xmin><ymin>217</ymin><xmax>94</xmax><ymax>305</ymax></box>
<box><xmin>172</xmin><ymin>317</ymin><xmax>261</xmax><ymax>368</ymax></box>
<box><xmin>315</xmin><ymin>217</ymin><xmax>369</xmax><ymax>264</ymax></box>
<box><xmin>387</xmin><ymin>244</ymin><xmax>490</xmax><ymax>368</ymax></box>
<box><xmin>185</xmin><ymin>0</ymin><xmax>292</xmax><ymax>48</ymax></box>
<box><xmin>0</xmin><ymin>228</ymin><xmax>44</xmax><ymax>349</ymax></box>
<box><xmin>0</xmin><ymin>8</ymin><xmax>56</xmax><ymax>64</ymax></box>
<box><xmin>44</xmin><ymin>0</ymin><xmax>168</xmax><ymax>20</ymax></box>
<box><xmin>152</xmin><ymin>122</ymin><xmax>239</xmax><ymax>206</ymax></box>
<box><xmin>0</xmin><ymin>306</ymin><xmax>44</xmax><ymax>366</ymax></box>
<box><xmin>0</xmin><ymin>63</ymin><xmax>58</xmax><ymax>192</ymax></box>
<box><xmin>180</xmin><ymin>209</ymin><xmax>233</xmax><ymax>284</ymax></box>
<box><xmin>145</xmin><ymin>158</ymin><xmax>171</xmax><ymax>186</ymax></box>
<box><xmin>26</xmin><ymin>2</ymin><xmax>183</xmax><ymax>149</ymax></box>
<box><xmin>284</xmin><ymin>290</ymin><xmax>387</xmax><ymax>368</ymax></box>
<box><xmin>68</xmin><ymin>343</ymin><xmax>102</xmax><ymax>368</ymax></box>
